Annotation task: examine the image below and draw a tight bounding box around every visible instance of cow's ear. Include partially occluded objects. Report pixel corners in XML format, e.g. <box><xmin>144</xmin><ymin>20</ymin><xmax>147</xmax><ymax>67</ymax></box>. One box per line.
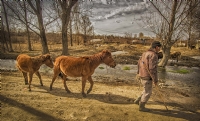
<box><xmin>82</xmin><ymin>56</ymin><xmax>89</xmax><ymax>59</ymax></box>
<box><xmin>102</xmin><ymin>49</ymin><xmax>110</xmax><ymax>54</ymax></box>
<box><xmin>43</xmin><ymin>54</ymin><xmax>51</xmax><ymax>60</ymax></box>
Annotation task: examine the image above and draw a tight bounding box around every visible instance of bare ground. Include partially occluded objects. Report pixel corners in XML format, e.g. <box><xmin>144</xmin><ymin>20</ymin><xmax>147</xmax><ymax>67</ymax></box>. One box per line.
<box><xmin>1</xmin><ymin>43</ymin><xmax>200</xmax><ymax>121</ymax></box>
<box><xmin>1</xmin><ymin>70</ymin><xmax>200</xmax><ymax>121</ymax></box>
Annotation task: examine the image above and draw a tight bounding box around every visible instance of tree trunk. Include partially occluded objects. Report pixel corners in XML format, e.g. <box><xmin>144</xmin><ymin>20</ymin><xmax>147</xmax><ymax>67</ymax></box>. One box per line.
<box><xmin>61</xmin><ymin>30</ymin><xmax>69</xmax><ymax>55</ymax></box>
<box><xmin>38</xmin><ymin>15</ymin><xmax>49</xmax><ymax>54</ymax></box>
<box><xmin>1</xmin><ymin>19</ymin><xmax>9</xmax><ymax>52</ymax></box>
<box><xmin>158</xmin><ymin>46</ymin><xmax>171</xmax><ymax>67</ymax></box>
<box><xmin>61</xmin><ymin>9</ymin><xmax>71</xmax><ymax>55</ymax></box>
<box><xmin>61</xmin><ymin>9</ymin><xmax>70</xmax><ymax>55</ymax></box>
<box><xmin>84</xmin><ymin>31</ymin><xmax>87</xmax><ymax>45</ymax></box>
<box><xmin>159</xmin><ymin>0</ymin><xmax>178</xmax><ymax>67</ymax></box>
<box><xmin>37</xmin><ymin>1</ymin><xmax>49</xmax><ymax>54</ymax></box>
<box><xmin>26</xmin><ymin>27</ymin><xmax>32</xmax><ymax>51</ymax></box>
<box><xmin>24</xmin><ymin>1</ymin><xmax>32</xmax><ymax>51</ymax></box>
<box><xmin>69</xmin><ymin>18</ymin><xmax>73</xmax><ymax>46</ymax></box>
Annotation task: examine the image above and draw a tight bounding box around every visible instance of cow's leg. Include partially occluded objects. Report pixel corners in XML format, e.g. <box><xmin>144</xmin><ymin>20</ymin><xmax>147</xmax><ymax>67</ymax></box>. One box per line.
<box><xmin>62</xmin><ymin>74</ymin><xmax>71</xmax><ymax>93</ymax></box>
<box><xmin>82</xmin><ymin>76</ymin><xmax>88</xmax><ymax>97</ymax></box>
<box><xmin>87</xmin><ymin>76</ymin><xmax>94</xmax><ymax>94</ymax></box>
<box><xmin>28</xmin><ymin>72</ymin><xmax>34</xmax><ymax>91</ymax></box>
<box><xmin>50</xmin><ymin>67</ymin><xmax>60</xmax><ymax>91</ymax></box>
<box><xmin>171</xmin><ymin>58</ymin><xmax>174</xmax><ymax>64</ymax></box>
<box><xmin>22</xmin><ymin>72</ymin><xmax>28</xmax><ymax>85</ymax></box>
<box><xmin>35</xmin><ymin>71</ymin><xmax>43</xmax><ymax>86</ymax></box>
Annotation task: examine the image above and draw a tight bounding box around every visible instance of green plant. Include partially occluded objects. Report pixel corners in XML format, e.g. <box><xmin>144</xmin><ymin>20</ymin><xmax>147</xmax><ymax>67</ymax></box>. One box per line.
<box><xmin>99</xmin><ymin>67</ymin><xmax>104</xmax><ymax>69</ymax></box>
<box><xmin>123</xmin><ymin>66</ymin><xmax>130</xmax><ymax>70</ymax></box>
<box><xmin>169</xmin><ymin>69</ymin><xmax>190</xmax><ymax>74</ymax></box>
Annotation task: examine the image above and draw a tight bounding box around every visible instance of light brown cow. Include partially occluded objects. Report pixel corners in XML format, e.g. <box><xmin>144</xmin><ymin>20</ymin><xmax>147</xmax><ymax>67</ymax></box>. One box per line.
<box><xmin>16</xmin><ymin>54</ymin><xmax>54</xmax><ymax>91</ymax></box>
<box><xmin>50</xmin><ymin>50</ymin><xmax>116</xmax><ymax>97</ymax></box>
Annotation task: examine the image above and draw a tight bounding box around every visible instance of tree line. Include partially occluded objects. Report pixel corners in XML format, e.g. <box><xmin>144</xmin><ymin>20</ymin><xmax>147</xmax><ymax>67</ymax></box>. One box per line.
<box><xmin>1</xmin><ymin>0</ymin><xmax>94</xmax><ymax>55</ymax></box>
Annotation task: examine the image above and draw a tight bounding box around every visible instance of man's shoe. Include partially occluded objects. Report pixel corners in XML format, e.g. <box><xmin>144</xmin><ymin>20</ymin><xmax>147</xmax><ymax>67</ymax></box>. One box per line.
<box><xmin>139</xmin><ymin>102</ymin><xmax>150</xmax><ymax>112</ymax></box>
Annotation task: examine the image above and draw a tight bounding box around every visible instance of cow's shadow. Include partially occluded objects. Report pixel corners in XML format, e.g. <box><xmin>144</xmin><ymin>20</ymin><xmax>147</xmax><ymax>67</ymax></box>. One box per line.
<box><xmin>32</xmin><ymin>84</ymin><xmax>135</xmax><ymax>104</ymax></box>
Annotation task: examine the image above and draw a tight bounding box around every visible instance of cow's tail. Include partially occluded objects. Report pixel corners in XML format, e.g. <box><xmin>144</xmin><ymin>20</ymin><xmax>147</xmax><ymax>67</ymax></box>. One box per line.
<box><xmin>59</xmin><ymin>72</ymin><xmax>64</xmax><ymax>78</ymax></box>
<box><xmin>54</xmin><ymin>57</ymin><xmax>64</xmax><ymax>79</ymax></box>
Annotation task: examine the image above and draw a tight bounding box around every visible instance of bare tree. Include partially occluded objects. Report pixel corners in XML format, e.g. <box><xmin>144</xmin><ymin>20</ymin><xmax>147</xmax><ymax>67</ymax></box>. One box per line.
<box><xmin>5</xmin><ymin>1</ymin><xmax>33</xmax><ymax>51</ymax></box>
<box><xmin>27</xmin><ymin>0</ymin><xmax>49</xmax><ymax>54</ymax></box>
<box><xmin>193</xmin><ymin>2</ymin><xmax>200</xmax><ymax>38</ymax></box>
<box><xmin>20</xmin><ymin>1</ymin><xmax>32</xmax><ymax>51</ymax></box>
<box><xmin>1</xmin><ymin>18</ymin><xmax>9</xmax><ymax>52</ymax></box>
<box><xmin>79</xmin><ymin>15</ymin><xmax>93</xmax><ymax>45</ymax></box>
<box><xmin>1</xmin><ymin>0</ymin><xmax>13</xmax><ymax>52</ymax></box>
<box><xmin>54</xmin><ymin>0</ymin><xmax>78</xmax><ymax>55</ymax></box>
<box><xmin>73</xmin><ymin>3</ymin><xmax>81</xmax><ymax>45</ymax></box>
<box><xmin>183</xmin><ymin>0</ymin><xmax>200</xmax><ymax>48</ymax></box>
<box><xmin>124</xmin><ymin>32</ymin><xmax>132</xmax><ymax>39</ymax></box>
<box><xmin>142</xmin><ymin>0</ymin><xmax>200</xmax><ymax>67</ymax></box>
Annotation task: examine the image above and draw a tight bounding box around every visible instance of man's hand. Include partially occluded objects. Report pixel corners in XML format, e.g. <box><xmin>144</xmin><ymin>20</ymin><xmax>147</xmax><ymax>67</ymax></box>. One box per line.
<box><xmin>153</xmin><ymin>81</ymin><xmax>158</xmax><ymax>86</ymax></box>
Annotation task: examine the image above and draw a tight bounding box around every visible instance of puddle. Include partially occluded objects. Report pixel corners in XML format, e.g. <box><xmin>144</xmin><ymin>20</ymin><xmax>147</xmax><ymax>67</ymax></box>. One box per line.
<box><xmin>111</xmin><ymin>51</ymin><xmax>129</xmax><ymax>55</ymax></box>
<box><xmin>191</xmin><ymin>56</ymin><xmax>200</xmax><ymax>60</ymax></box>
<box><xmin>0</xmin><ymin>59</ymin><xmax>17</xmax><ymax>71</ymax></box>
<box><xmin>0</xmin><ymin>59</ymin><xmax>53</xmax><ymax>74</ymax></box>
<box><xmin>1</xmin><ymin>59</ymin><xmax>200</xmax><ymax>87</ymax></box>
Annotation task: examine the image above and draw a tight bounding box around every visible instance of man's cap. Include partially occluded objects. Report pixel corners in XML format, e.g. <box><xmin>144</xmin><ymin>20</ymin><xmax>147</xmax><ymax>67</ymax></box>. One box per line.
<box><xmin>151</xmin><ymin>41</ymin><xmax>162</xmax><ymax>48</ymax></box>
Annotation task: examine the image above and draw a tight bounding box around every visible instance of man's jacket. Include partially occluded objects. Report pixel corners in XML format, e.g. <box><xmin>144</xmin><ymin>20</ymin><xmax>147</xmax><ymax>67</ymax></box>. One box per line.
<box><xmin>138</xmin><ymin>49</ymin><xmax>158</xmax><ymax>83</ymax></box>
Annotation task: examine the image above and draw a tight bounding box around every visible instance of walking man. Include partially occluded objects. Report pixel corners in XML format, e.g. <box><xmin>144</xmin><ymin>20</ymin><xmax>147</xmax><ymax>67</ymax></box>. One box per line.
<box><xmin>134</xmin><ymin>41</ymin><xmax>162</xmax><ymax>112</ymax></box>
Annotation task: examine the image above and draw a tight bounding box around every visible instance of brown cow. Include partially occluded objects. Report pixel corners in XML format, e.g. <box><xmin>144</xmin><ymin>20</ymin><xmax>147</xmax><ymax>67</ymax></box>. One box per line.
<box><xmin>157</xmin><ymin>51</ymin><xmax>163</xmax><ymax>59</ymax></box>
<box><xmin>50</xmin><ymin>50</ymin><xmax>116</xmax><ymax>97</ymax></box>
<box><xmin>170</xmin><ymin>51</ymin><xmax>181</xmax><ymax>62</ymax></box>
<box><xmin>16</xmin><ymin>54</ymin><xmax>54</xmax><ymax>91</ymax></box>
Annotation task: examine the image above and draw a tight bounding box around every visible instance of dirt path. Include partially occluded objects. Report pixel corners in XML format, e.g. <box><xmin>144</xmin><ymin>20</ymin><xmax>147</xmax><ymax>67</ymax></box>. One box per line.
<box><xmin>1</xmin><ymin>71</ymin><xmax>200</xmax><ymax>121</ymax></box>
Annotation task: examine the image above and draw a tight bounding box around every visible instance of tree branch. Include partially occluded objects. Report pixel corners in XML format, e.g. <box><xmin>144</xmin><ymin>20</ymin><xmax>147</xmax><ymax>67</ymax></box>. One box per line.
<box><xmin>150</xmin><ymin>1</ymin><xmax>169</xmax><ymax>24</ymax></box>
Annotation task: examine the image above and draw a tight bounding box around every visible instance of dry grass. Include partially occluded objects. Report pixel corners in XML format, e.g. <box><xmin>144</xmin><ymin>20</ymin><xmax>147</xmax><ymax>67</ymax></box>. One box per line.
<box><xmin>171</xmin><ymin>46</ymin><xmax>200</xmax><ymax>56</ymax></box>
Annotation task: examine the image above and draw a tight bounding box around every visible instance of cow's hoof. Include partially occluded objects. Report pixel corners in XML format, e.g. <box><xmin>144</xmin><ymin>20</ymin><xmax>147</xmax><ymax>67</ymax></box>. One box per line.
<box><xmin>87</xmin><ymin>89</ymin><xmax>92</xmax><ymax>94</ymax></box>
<box><xmin>82</xmin><ymin>93</ymin><xmax>87</xmax><ymax>97</ymax></box>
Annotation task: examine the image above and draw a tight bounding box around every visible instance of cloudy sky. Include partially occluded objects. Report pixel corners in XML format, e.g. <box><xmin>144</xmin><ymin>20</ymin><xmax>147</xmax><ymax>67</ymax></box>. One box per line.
<box><xmin>80</xmin><ymin>0</ymin><xmax>154</xmax><ymax>37</ymax></box>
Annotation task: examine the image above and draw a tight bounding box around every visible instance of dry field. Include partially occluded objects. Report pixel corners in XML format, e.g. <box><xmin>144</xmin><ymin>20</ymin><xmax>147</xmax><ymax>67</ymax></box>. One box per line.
<box><xmin>1</xmin><ymin>42</ymin><xmax>200</xmax><ymax>121</ymax></box>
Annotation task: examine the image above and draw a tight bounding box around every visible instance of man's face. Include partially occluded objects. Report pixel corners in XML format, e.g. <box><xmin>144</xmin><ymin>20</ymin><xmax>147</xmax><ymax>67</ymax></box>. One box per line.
<box><xmin>155</xmin><ymin>46</ymin><xmax>161</xmax><ymax>52</ymax></box>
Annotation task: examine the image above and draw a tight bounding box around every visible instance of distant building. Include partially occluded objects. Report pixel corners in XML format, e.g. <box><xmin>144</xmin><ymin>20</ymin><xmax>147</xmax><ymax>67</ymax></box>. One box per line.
<box><xmin>101</xmin><ymin>0</ymin><xmax>107</xmax><ymax>4</ymax></box>
<box><xmin>100</xmin><ymin>0</ymin><xmax>113</xmax><ymax>4</ymax></box>
<box><xmin>90</xmin><ymin>39</ymin><xmax>103</xmax><ymax>43</ymax></box>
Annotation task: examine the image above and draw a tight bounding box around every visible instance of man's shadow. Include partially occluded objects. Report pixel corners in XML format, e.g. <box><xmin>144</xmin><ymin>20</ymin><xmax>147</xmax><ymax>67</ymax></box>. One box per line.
<box><xmin>147</xmin><ymin>101</ymin><xmax>200</xmax><ymax>120</ymax></box>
